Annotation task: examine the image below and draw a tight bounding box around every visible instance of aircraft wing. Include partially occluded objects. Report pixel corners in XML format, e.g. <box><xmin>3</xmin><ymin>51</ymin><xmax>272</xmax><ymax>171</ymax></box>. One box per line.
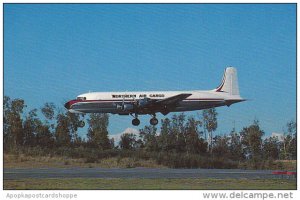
<box><xmin>135</xmin><ymin>93</ymin><xmax>192</xmax><ymax>115</ymax></box>
<box><xmin>154</xmin><ymin>93</ymin><xmax>192</xmax><ymax>105</ymax></box>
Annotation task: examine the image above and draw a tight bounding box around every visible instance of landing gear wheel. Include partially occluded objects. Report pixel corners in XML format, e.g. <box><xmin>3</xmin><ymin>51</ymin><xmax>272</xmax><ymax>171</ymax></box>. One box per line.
<box><xmin>79</xmin><ymin>121</ymin><xmax>85</xmax><ymax>128</ymax></box>
<box><xmin>150</xmin><ymin>117</ymin><xmax>158</xmax><ymax>126</ymax></box>
<box><xmin>132</xmin><ymin>118</ymin><xmax>140</xmax><ymax>126</ymax></box>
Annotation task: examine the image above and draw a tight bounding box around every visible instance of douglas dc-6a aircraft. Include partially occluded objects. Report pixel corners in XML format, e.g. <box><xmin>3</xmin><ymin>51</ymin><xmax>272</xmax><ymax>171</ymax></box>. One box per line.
<box><xmin>64</xmin><ymin>67</ymin><xmax>245</xmax><ymax>126</ymax></box>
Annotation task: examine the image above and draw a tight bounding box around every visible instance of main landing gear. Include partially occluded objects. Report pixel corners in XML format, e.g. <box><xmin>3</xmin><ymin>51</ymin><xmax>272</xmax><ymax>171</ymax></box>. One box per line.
<box><xmin>131</xmin><ymin>113</ymin><xmax>140</xmax><ymax>126</ymax></box>
<box><xmin>78</xmin><ymin>114</ymin><xmax>86</xmax><ymax>128</ymax></box>
<box><xmin>150</xmin><ymin>114</ymin><xmax>158</xmax><ymax>126</ymax></box>
<box><xmin>130</xmin><ymin>113</ymin><xmax>158</xmax><ymax>126</ymax></box>
<box><xmin>132</xmin><ymin>118</ymin><xmax>140</xmax><ymax>126</ymax></box>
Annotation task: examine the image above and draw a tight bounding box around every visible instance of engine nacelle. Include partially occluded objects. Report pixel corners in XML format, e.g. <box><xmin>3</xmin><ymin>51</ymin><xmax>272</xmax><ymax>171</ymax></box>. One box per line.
<box><xmin>123</xmin><ymin>104</ymin><xmax>134</xmax><ymax>111</ymax></box>
<box><xmin>138</xmin><ymin>98</ymin><xmax>150</xmax><ymax>107</ymax></box>
<box><xmin>116</xmin><ymin>103</ymin><xmax>134</xmax><ymax>111</ymax></box>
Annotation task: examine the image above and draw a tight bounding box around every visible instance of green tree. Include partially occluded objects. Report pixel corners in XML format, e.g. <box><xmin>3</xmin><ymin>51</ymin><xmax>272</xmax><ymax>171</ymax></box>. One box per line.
<box><xmin>197</xmin><ymin>138</ymin><xmax>208</xmax><ymax>154</ymax></box>
<box><xmin>4</xmin><ymin>97</ymin><xmax>26</xmax><ymax>149</ymax></box>
<box><xmin>170</xmin><ymin>113</ymin><xmax>186</xmax><ymax>153</ymax></box>
<box><xmin>158</xmin><ymin>118</ymin><xmax>173</xmax><ymax>151</ymax></box>
<box><xmin>23</xmin><ymin>109</ymin><xmax>39</xmax><ymax>146</ymax></box>
<box><xmin>283</xmin><ymin>120</ymin><xmax>296</xmax><ymax>159</ymax></box>
<box><xmin>35</xmin><ymin>120</ymin><xmax>55</xmax><ymax>148</ymax></box>
<box><xmin>55</xmin><ymin>109</ymin><xmax>83</xmax><ymax>147</ymax></box>
<box><xmin>202</xmin><ymin>108</ymin><xmax>218</xmax><ymax>153</ymax></box>
<box><xmin>87</xmin><ymin>113</ymin><xmax>110</xmax><ymax>150</ymax></box>
<box><xmin>109</xmin><ymin>138</ymin><xmax>115</xmax><ymax>149</ymax></box>
<box><xmin>41</xmin><ymin>102</ymin><xmax>56</xmax><ymax>130</ymax></box>
<box><xmin>23</xmin><ymin>108</ymin><xmax>54</xmax><ymax>148</ymax></box>
<box><xmin>240</xmin><ymin>120</ymin><xmax>264</xmax><ymax>160</ymax></box>
<box><xmin>212</xmin><ymin>135</ymin><xmax>230</xmax><ymax>157</ymax></box>
<box><xmin>4</xmin><ymin>96</ymin><xmax>12</xmax><ymax>150</ymax></box>
<box><xmin>139</xmin><ymin>125</ymin><xmax>158</xmax><ymax>152</ymax></box>
<box><xmin>158</xmin><ymin>115</ymin><xmax>207</xmax><ymax>154</ymax></box>
<box><xmin>184</xmin><ymin>116</ymin><xmax>204</xmax><ymax>154</ymax></box>
<box><xmin>283</xmin><ymin>135</ymin><xmax>295</xmax><ymax>160</ymax></box>
<box><xmin>119</xmin><ymin>133</ymin><xmax>138</xmax><ymax>150</ymax></box>
<box><xmin>41</xmin><ymin>102</ymin><xmax>56</xmax><ymax>120</ymax></box>
<box><xmin>66</xmin><ymin>112</ymin><xmax>82</xmax><ymax>144</ymax></box>
<box><xmin>55</xmin><ymin>112</ymin><xmax>71</xmax><ymax>146</ymax></box>
<box><xmin>263</xmin><ymin>136</ymin><xmax>280</xmax><ymax>160</ymax></box>
<box><xmin>228</xmin><ymin>129</ymin><xmax>244</xmax><ymax>161</ymax></box>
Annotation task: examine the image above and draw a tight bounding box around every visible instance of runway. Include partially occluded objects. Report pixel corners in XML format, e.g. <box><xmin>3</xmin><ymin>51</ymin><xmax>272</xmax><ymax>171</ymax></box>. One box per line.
<box><xmin>4</xmin><ymin>168</ymin><xmax>279</xmax><ymax>180</ymax></box>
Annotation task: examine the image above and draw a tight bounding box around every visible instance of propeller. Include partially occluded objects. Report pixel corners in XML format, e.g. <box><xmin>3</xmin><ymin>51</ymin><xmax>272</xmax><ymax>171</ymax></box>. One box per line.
<box><xmin>122</xmin><ymin>96</ymin><xmax>125</xmax><ymax>110</ymax></box>
<box><xmin>133</xmin><ymin>96</ymin><xmax>139</xmax><ymax>108</ymax></box>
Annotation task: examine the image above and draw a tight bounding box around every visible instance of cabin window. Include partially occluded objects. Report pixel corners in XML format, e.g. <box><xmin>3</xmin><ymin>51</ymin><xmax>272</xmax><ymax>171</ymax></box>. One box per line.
<box><xmin>77</xmin><ymin>97</ymin><xmax>86</xmax><ymax>101</ymax></box>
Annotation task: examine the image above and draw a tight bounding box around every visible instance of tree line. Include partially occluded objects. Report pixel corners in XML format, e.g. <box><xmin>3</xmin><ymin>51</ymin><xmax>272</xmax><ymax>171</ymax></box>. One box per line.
<box><xmin>4</xmin><ymin>96</ymin><xmax>297</xmax><ymax>169</ymax></box>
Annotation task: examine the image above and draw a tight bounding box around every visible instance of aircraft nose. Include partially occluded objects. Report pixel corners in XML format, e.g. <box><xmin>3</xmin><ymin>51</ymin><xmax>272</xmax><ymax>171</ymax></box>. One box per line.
<box><xmin>64</xmin><ymin>101</ymin><xmax>70</xmax><ymax>109</ymax></box>
<box><xmin>64</xmin><ymin>99</ymin><xmax>78</xmax><ymax>110</ymax></box>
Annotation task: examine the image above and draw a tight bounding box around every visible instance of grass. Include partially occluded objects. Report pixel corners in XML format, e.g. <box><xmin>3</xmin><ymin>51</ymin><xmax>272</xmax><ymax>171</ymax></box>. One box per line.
<box><xmin>4</xmin><ymin>178</ymin><xmax>296</xmax><ymax>190</ymax></box>
<box><xmin>4</xmin><ymin>153</ymin><xmax>164</xmax><ymax>169</ymax></box>
<box><xmin>275</xmin><ymin>160</ymin><xmax>297</xmax><ymax>171</ymax></box>
<box><xmin>4</xmin><ymin>153</ymin><xmax>296</xmax><ymax>170</ymax></box>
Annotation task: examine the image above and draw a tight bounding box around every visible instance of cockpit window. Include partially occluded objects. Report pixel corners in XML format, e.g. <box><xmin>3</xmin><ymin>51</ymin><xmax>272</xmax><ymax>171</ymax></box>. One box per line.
<box><xmin>77</xmin><ymin>97</ymin><xmax>86</xmax><ymax>101</ymax></box>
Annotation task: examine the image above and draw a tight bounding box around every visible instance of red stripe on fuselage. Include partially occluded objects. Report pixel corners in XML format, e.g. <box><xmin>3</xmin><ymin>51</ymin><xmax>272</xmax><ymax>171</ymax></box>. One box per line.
<box><xmin>67</xmin><ymin>98</ymin><xmax>225</xmax><ymax>107</ymax></box>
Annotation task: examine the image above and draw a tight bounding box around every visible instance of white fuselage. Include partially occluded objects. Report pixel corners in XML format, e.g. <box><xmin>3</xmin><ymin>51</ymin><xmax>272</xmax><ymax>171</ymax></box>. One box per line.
<box><xmin>67</xmin><ymin>90</ymin><xmax>242</xmax><ymax>115</ymax></box>
<box><xmin>64</xmin><ymin>67</ymin><xmax>245</xmax><ymax>126</ymax></box>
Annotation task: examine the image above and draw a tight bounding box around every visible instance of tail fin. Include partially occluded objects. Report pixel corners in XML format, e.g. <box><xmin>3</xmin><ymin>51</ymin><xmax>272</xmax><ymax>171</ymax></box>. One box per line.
<box><xmin>214</xmin><ymin>67</ymin><xmax>240</xmax><ymax>95</ymax></box>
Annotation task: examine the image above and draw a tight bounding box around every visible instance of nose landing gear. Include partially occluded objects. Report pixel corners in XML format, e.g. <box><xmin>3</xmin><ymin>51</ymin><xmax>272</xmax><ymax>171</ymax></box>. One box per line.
<box><xmin>79</xmin><ymin>120</ymin><xmax>85</xmax><ymax>128</ymax></box>
<box><xmin>78</xmin><ymin>114</ymin><xmax>86</xmax><ymax>128</ymax></box>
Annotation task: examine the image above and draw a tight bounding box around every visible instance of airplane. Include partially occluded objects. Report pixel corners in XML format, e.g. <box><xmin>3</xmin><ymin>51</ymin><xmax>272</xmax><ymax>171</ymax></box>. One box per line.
<box><xmin>64</xmin><ymin>67</ymin><xmax>245</xmax><ymax>127</ymax></box>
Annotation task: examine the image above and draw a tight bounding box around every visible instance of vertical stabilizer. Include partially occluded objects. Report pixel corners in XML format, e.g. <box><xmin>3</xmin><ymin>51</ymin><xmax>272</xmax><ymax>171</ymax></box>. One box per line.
<box><xmin>214</xmin><ymin>67</ymin><xmax>240</xmax><ymax>95</ymax></box>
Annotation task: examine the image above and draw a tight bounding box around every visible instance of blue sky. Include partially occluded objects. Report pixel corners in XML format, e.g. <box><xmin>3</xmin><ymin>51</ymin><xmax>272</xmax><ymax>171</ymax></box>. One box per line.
<box><xmin>4</xmin><ymin>4</ymin><xmax>296</xmax><ymax>137</ymax></box>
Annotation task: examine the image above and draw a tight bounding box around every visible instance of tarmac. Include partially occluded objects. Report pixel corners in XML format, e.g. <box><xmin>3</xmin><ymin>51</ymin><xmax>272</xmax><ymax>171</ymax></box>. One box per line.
<box><xmin>4</xmin><ymin>168</ymin><xmax>282</xmax><ymax>180</ymax></box>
